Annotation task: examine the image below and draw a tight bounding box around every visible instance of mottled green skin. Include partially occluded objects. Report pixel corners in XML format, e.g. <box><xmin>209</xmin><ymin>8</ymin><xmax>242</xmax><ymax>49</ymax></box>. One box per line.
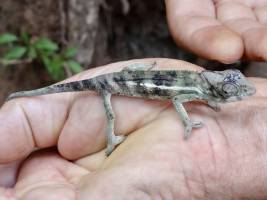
<box><xmin>6</xmin><ymin>66</ymin><xmax>256</xmax><ymax>156</ymax></box>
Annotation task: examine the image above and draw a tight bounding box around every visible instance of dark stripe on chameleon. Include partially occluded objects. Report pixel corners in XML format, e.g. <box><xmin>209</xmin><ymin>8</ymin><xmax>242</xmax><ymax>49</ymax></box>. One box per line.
<box><xmin>152</xmin><ymin>74</ymin><xmax>164</xmax><ymax>86</ymax></box>
<box><xmin>152</xmin><ymin>72</ymin><xmax>166</xmax><ymax>80</ymax></box>
<box><xmin>152</xmin><ymin>87</ymin><xmax>172</xmax><ymax>97</ymax></box>
<box><xmin>113</xmin><ymin>75</ymin><xmax>131</xmax><ymax>94</ymax></box>
<box><xmin>70</xmin><ymin>82</ymin><xmax>82</xmax><ymax>90</ymax></box>
<box><xmin>55</xmin><ymin>83</ymin><xmax>65</xmax><ymax>89</ymax></box>
<box><xmin>98</xmin><ymin>80</ymin><xmax>106</xmax><ymax>90</ymax></box>
<box><xmin>126</xmin><ymin>70</ymin><xmax>133</xmax><ymax>74</ymax></box>
<box><xmin>61</xmin><ymin>82</ymin><xmax>74</xmax><ymax>91</ymax></box>
<box><xmin>82</xmin><ymin>80</ymin><xmax>93</xmax><ymax>89</ymax></box>
<box><xmin>135</xmin><ymin>83</ymin><xmax>150</xmax><ymax>97</ymax></box>
<box><xmin>153</xmin><ymin>87</ymin><xmax>161</xmax><ymax>96</ymax></box>
<box><xmin>151</xmin><ymin>72</ymin><xmax>175</xmax><ymax>86</ymax></box>
<box><xmin>152</xmin><ymin>77</ymin><xmax>174</xmax><ymax>87</ymax></box>
<box><xmin>113</xmin><ymin>75</ymin><xmax>128</xmax><ymax>87</ymax></box>
<box><xmin>103</xmin><ymin>79</ymin><xmax>112</xmax><ymax>91</ymax></box>
<box><xmin>113</xmin><ymin>75</ymin><xmax>125</xmax><ymax>83</ymax></box>
<box><xmin>166</xmin><ymin>71</ymin><xmax>178</xmax><ymax>78</ymax></box>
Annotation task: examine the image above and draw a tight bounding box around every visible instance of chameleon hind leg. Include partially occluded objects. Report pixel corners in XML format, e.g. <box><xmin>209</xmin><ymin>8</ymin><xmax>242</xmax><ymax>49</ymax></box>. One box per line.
<box><xmin>172</xmin><ymin>94</ymin><xmax>203</xmax><ymax>139</ymax></box>
<box><xmin>102</xmin><ymin>91</ymin><xmax>126</xmax><ymax>156</ymax></box>
<box><xmin>122</xmin><ymin>61</ymin><xmax>156</xmax><ymax>71</ymax></box>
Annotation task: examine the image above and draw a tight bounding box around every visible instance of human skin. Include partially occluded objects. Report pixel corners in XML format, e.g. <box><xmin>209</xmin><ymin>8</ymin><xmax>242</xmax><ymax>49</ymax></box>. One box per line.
<box><xmin>0</xmin><ymin>58</ymin><xmax>266</xmax><ymax>200</ymax></box>
<box><xmin>166</xmin><ymin>0</ymin><xmax>267</xmax><ymax>63</ymax></box>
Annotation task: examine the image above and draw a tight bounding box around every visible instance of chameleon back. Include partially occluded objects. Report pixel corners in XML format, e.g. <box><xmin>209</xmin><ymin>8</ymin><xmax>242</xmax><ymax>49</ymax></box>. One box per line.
<box><xmin>94</xmin><ymin>70</ymin><xmax>206</xmax><ymax>99</ymax></box>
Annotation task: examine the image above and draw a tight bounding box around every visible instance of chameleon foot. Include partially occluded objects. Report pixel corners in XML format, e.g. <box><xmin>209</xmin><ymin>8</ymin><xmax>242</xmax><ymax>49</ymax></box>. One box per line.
<box><xmin>105</xmin><ymin>135</ymin><xmax>126</xmax><ymax>156</ymax></box>
<box><xmin>184</xmin><ymin>120</ymin><xmax>203</xmax><ymax>139</ymax></box>
<box><xmin>192</xmin><ymin>121</ymin><xmax>203</xmax><ymax>128</ymax></box>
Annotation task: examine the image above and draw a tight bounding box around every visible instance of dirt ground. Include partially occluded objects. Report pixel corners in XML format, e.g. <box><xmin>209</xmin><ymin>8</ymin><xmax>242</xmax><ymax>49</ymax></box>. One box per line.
<box><xmin>0</xmin><ymin>0</ymin><xmax>264</xmax><ymax>103</ymax></box>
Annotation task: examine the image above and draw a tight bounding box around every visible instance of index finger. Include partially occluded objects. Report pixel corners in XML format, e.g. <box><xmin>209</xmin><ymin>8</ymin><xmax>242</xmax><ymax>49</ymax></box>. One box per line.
<box><xmin>0</xmin><ymin>58</ymin><xmax>202</xmax><ymax>163</ymax></box>
<box><xmin>165</xmin><ymin>0</ymin><xmax>243</xmax><ymax>63</ymax></box>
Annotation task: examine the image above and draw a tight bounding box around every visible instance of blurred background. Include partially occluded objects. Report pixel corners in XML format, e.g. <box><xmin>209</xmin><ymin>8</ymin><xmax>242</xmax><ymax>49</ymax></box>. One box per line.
<box><xmin>0</xmin><ymin>0</ymin><xmax>265</xmax><ymax>103</ymax></box>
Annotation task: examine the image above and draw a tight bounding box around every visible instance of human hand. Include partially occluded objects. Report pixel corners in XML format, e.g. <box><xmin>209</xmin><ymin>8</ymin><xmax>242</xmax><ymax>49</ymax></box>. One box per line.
<box><xmin>0</xmin><ymin>58</ymin><xmax>266</xmax><ymax>199</ymax></box>
<box><xmin>166</xmin><ymin>0</ymin><xmax>267</xmax><ymax>63</ymax></box>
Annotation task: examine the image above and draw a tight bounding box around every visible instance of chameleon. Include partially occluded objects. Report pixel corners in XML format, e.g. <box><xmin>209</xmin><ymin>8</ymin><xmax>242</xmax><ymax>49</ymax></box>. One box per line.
<box><xmin>6</xmin><ymin>62</ymin><xmax>256</xmax><ymax>156</ymax></box>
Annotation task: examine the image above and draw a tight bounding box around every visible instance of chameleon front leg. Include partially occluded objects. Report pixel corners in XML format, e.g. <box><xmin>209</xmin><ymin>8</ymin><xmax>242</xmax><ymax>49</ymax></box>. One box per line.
<box><xmin>102</xmin><ymin>91</ymin><xmax>126</xmax><ymax>156</ymax></box>
<box><xmin>172</xmin><ymin>94</ymin><xmax>203</xmax><ymax>139</ymax></box>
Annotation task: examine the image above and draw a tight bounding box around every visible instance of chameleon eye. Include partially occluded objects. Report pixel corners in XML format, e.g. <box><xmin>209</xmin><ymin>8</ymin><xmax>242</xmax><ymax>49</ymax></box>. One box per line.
<box><xmin>222</xmin><ymin>83</ymin><xmax>239</xmax><ymax>97</ymax></box>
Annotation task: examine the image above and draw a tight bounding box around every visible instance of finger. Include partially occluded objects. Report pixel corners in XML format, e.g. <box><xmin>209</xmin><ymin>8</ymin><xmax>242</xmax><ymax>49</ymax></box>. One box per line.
<box><xmin>0</xmin><ymin>161</ymin><xmax>21</xmax><ymax>187</ymax></box>
<box><xmin>17</xmin><ymin>151</ymin><xmax>88</xmax><ymax>182</ymax></box>
<box><xmin>165</xmin><ymin>0</ymin><xmax>243</xmax><ymax>63</ymax></box>
<box><xmin>217</xmin><ymin>1</ymin><xmax>267</xmax><ymax>60</ymax></box>
<box><xmin>216</xmin><ymin>1</ymin><xmax>256</xmax><ymax>22</ymax></box>
<box><xmin>0</xmin><ymin>93</ymin><xmax>69</xmax><ymax>163</ymax></box>
<box><xmin>10</xmin><ymin>151</ymin><xmax>87</xmax><ymax>200</ymax></box>
<box><xmin>0</xmin><ymin>58</ymin><xmax>202</xmax><ymax>163</ymax></box>
<box><xmin>254</xmin><ymin>6</ymin><xmax>267</xmax><ymax>25</ymax></box>
<box><xmin>75</xmin><ymin>150</ymin><xmax>106</xmax><ymax>171</ymax></box>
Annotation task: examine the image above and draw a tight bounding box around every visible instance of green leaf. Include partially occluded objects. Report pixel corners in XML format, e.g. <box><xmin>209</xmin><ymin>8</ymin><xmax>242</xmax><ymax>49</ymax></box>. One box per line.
<box><xmin>42</xmin><ymin>55</ymin><xmax>65</xmax><ymax>80</ymax></box>
<box><xmin>0</xmin><ymin>33</ymin><xmax>18</xmax><ymax>44</ymax></box>
<box><xmin>50</xmin><ymin>62</ymin><xmax>65</xmax><ymax>80</ymax></box>
<box><xmin>27</xmin><ymin>46</ymin><xmax>37</xmax><ymax>59</ymax></box>
<box><xmin>4</xmin><ymin>46</ymin><xmax>27</xmax><ymax>60</ymax></box>
<box><xmin>41</xmin><ymin>54</ymin><xmax>50</xmax><ymax>67</ymax></box>
<box><xmin>50</xmin><ymin>56</ymin><xmax>64</xmax><ymax>70</ymax></box>
<box><xmin>41</xmin><ymin>49</ymin><xmax>55</xmax><ymax>56</ymax></box>
<box><xmin>34</xmin><ymin>37</ymin><xmax>58</xmax><ymax>52</ymax></box>
<box><xmin>63</xmin><ymin>46</ymin><xmax>78</xmax><ymax>58</ymax></box>
<box><xmin>66</xmin><ymin>60</ymin><xmax>83</xmax><ymax>74</ymax></box>
<box><xmin>21</xmin><ymin>31</ymin><xmax>30</xmax><ymax>44</ymax></box>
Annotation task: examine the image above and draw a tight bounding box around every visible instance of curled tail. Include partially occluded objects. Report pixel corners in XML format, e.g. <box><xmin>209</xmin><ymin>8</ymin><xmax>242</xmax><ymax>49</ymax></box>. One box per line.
<box><xmin>6</xmin><ymin>79</ymin><xmax>97</xmax><ymax>101</ymax></box>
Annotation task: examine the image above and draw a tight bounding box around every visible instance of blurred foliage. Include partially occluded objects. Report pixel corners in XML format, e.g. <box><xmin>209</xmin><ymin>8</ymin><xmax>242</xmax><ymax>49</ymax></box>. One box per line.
<box><xmin>0</xmin><ymin>32</ymin><xmax>83</xmax><ymax>80</ymax></box>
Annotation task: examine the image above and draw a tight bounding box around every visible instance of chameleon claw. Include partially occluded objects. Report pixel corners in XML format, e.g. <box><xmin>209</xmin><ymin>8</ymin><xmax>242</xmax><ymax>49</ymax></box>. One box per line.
<box><xmin>192</xmin><ymin>121</ymin><xmax>203</xmax><ymax>128</ymax></box>
<box><xmin>105</xmin><ymin>135</ymin><xmax>126</xmax><ymax>156</ymax></box>
<box><xmin>113</xmin><ymin>135</ymin><xmax>126</xmax><ymax>146</ymax></box>
<box><xmin>105</xmin><ymin>145</ymin><xmax>114</xmax><ymax>157</ymax></box>
<box><xmin>183</xmin><ymin>120</ymin><xmax>203</xmax><ymax>139</ymax></box>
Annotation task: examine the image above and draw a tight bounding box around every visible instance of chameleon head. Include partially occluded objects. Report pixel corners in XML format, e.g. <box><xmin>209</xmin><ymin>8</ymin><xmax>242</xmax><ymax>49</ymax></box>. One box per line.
<box><xmin>201</xmin><ymin>69</ymin><xmax>256</xmax><ymax>102</ymax></box>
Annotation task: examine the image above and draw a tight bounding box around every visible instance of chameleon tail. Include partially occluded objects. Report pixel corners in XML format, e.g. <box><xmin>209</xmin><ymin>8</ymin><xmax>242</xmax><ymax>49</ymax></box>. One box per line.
<box><xmin>6</xmin><ymin>86</ymin><xmax>59</xmax><ymax>101</ymax></box>
<box><xmin>6</xmin><ymin>79</ymin><xmax>97</xmax><ymax>101</ymax></box>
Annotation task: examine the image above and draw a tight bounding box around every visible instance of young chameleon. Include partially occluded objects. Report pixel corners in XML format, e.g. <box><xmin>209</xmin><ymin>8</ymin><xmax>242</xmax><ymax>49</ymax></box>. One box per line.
<box><xmin>6</xmin><ymin>63</ymin><xmax>256</xmax><ymax>156</ymax></box>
